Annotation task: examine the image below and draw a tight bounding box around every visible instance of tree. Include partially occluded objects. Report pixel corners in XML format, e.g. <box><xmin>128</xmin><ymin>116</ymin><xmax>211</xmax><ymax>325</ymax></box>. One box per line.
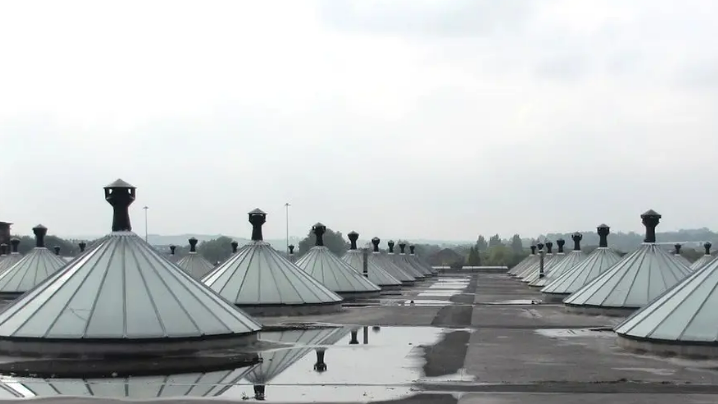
<box><xmin>488</xmin><ymin>234</ymin><xmax>502</xmax><ymax>248</ymax></box>
<box><xmin>485</xmin><ymin>244</ymin><xmax>513</xmax><ymax>266</ymax></box>
<box><xmin>510</xmin><ymin>234</ymin><xmax>523</xmax><ymax>254</ymax></box>
<box><xmin>466</xmin><ymin>246</ymin><xmax>481</xmax><ymax>266</ymax></box>
<box><xmin>197</xmin><ymin>236</ymin><xmax>235</xmax><ymax>264</ymax></box>
<box><xmin>297</xmin><ymin>227</ymin><xmax>349</xmax><ymax>257</ymax></box>
<box><xmin>476</xmin><ymin>235</ymin><xmax>488</xmax><ymax>252</ymax></box>
<box><xmin>15</xmin><ymin>235</ymin><xmax>80</xmax><ymax>255</ymax></box>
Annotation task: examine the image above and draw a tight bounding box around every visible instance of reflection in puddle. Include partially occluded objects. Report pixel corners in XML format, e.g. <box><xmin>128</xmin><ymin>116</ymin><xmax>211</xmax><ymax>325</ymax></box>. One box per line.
<box><xmin>0</xmin><ymin>326</ymin><xmax>448</xmax><ymax>403</ymax></box>
<box><xmin>535</xmin><ymin>328</ymin><xmax>615</xmax><ymax>338</ymax></box>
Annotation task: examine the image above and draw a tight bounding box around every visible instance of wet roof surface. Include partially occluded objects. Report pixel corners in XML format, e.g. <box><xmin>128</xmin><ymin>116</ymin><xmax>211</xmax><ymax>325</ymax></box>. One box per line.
<box><xmin>0</xmin><ymin>273</ymin><xmax>717</xmax><ymax>403</ymax></box>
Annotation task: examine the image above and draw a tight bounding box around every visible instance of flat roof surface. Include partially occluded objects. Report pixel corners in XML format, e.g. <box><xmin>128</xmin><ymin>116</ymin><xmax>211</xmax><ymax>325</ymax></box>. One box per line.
<box><xmin>2</xmin><ymin>273</ymin><xmax>718</xmax><ymax>403</ymax></box>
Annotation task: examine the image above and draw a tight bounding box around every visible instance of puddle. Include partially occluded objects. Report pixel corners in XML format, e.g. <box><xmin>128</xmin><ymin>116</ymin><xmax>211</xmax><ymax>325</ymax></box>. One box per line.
<box><xmin>484</xmin><ymin>299</ymin><xmax>542</xmax><ymax>305</ymax></box>
<box><xmin>534</xmin><ymin>328</ymin><xmax>615</xmax><ymax>338</ymax></box>
<box><xmin>0</xmin><ymin>326</ymin><xmax>448</xmax><ymax>402</ymax></box>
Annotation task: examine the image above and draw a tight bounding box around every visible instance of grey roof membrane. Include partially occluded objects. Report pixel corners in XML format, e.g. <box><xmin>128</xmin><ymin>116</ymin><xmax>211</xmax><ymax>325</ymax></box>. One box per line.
<box><xmin>295</xmin><ymin>247</ymin><xmax>381</xmax><ymax>294</ymax></box>
<box><xmin>371</xmin><ymin>253</ymin><xmax>415</xmax><ymax>283</ymax></box>
<box><xmin>176</xmin><ymin>253</ymin><xmax>215</xmax><ymax>280</ymax></box>
<box><xmin>690</xmin><ymin>254</ymin><xmax>715</xmax><ymax>272</ymax></box>
<box><xmin>541</xmin><ymin>248</ymin><xmax>622</xmax><ymax>296</ymax></box>
<box><xmin>0</xmin><ymin>247</ymin><xmax>66</xmax><ymax>295</ymax></box>
<box><xmin>386</xmin><ymin>252</ymin><xmax>425</xmax><ymax>279</ymax></box>
<box><xmin>341</xmin><ymin>250</ymin><xmax>402</xmax><ymax>287</ymax></box>
<box><xmin>0</xmin><ymin>367</ymin><xmax>253</xmax><ymax>399</ymax></box>
<box><xmin>529</xmin><ymin>251</ymin><xmax>587</xmax><ymax>288</ymax></box>
<box><xmin>0</xmin><ymin>232</ymin><xmax>261</xmax><ymax>340</ymax></box>
<box><xmin>522</xmin><ymin>254</ymin><xmax>563</xmax><ymax>283</ymax></box>
<box><xmin>202</xmin><ymin>241</ymin><xmax>343</xmax><ymax>306</ymax></box>
<box><xmin>564</xmin><ymin>244</ymin><xmax>691</xmax><ymax>309</ymax></box>
<box><xmin>245</xmin><ymin>327</ymin><xmax>349</xmax><ymax>384</ymax></box>
<box><xmin>615</xmin><ymin>256</ymin><xmax>718</xmax><ymax>343</ymax></box>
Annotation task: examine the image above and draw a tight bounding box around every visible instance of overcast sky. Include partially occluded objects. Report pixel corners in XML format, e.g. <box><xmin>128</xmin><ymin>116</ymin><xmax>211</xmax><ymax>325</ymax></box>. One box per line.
<box><xmin>1</xmin><ymin>0</ymin><xmax>716</xmax><ymax>242</ymax></box>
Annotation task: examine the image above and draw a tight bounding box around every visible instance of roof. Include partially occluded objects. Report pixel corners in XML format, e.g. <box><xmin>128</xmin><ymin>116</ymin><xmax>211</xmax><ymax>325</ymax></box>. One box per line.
<box><xmin>564</xmin><ymin>244</ymin><xmax>691</xmax><ymax>309</ymax></box>
<box><xmin>529</xmin><ymin>251</ymin><xmax>587</xmax><ymax>288</ymax></box>
<box><xmin>202</xmin><ymin>241</ymin><xmax>342</xmax><ymax>306</ymax></box>
<box><xmin>541</xmin><ymin>247</ymin><xmax>622</xmax><ymax>296</ymax></box>
<box><xmin>0</xmin><ymin>247</ymin><xmax>66</xmax><ymax>296</ymax></box>
<box><xmin>245</xmin><ymin>327</ymin><xmax>348</xmax><ymax>385</ymax></box>
<box><xmin>0</xmin><ymin>367</ymin><xmax>254</xmax><ymax>399</ymax></box>
<box><xmin>615</xmin><ymin>255</ymin><xmax>718</xmax><ymax>343</ymax></box>
<box><xmin>176</xmin><ymin>253</ymin><xmax>215</xmax><ymax>280</ymax></box>
<box><xmin>295</xmin><ymin>246</ymin><xmax>381</xmax><ymax>294</ymax></box>
<box><xmin>341</xmin><ymin>250</ymin><xmax>402</xmax><ymax>287</ymax></box>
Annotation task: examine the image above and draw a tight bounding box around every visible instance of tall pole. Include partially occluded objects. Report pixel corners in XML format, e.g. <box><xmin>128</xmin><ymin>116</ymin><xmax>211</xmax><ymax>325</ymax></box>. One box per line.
<box><xmin>285</xmin><ymin>203</ymin><xmax>290</xmax><ymax>253</ymax></box>
<box><xmin>143</xmin><ymin>206</ymin><xmax>149</xmax><ymax>243</ymax></box>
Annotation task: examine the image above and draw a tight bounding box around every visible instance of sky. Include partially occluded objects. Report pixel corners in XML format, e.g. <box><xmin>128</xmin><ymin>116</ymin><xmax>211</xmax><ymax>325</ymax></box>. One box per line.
<box><xmin>1</xmin><ymin>0</ymin><xmax>716</xmax><ymax>242</ymax></box>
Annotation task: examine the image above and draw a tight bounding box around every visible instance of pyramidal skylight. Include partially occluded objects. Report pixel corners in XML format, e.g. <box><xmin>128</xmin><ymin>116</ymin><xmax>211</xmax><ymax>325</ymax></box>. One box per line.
<box><xmin>175</xmin><ymin>237</ymin><xmax>215</xmax><ymax>280</ymax></box>
<box><xmin>508</xmin><ymin>246</ymin><xmax>538</xmax><ymax>276</ymax></box>
<box><xmin>202</xmin><ymin>209</ymin><xmax>343</xmax><ymax>316</ymax></box>
<box><xmin>394</xmin><ymin>242</ymin><xmax>433</xmax><ymax>277</ymax></box>
<box><xmin>0</xmin><ymin>179</ymin><xmax>261</xmax><ymax>357</ymax></box>
<box><xmin>690</xmin><ymin>242</ymin><xmax>715</xmax><ymax>271</ymax></box>
<box><xmin>541</xmin><ymin>224</ymin><xmax>621</xmax><ymax>302</ymax></box>
<box><xmin>407</xmin><ymin>245</ymin><xmax>438</xmax><ymax>275</ymax></box>
<box><xmin>564</xmin><ymin>210</ymin><xmax>691</xmax><ymax>315</ymax></box>
<box><xmin>385</xmin><ymin>240</ymin><xmax>425</xmax><ymax>280</ymax></box>
<box><xmin>0</xmin><ymin>225</ymin><xmax>66</xmax><ymax>298</ymax></box>
<box><xmin>530</xmin><ymin>235</ymin><xmax>587</xmax><ymax>288</ymax></box>
<box><xmin>671</xmin><ymin>243</ymin><xmax>693</xmax><ymax>269</ymax></box>
<box><xmin>368</xmin><ymin>237</ymin><xmax>416</xmax><ymax>285</ymax></box>
<box><xmin>520</xmin><ymin>241</ymin><xmax>558</xmax><ymax>282</ymax></box>
<box><xmin>341</xmin><ymin>232</ymin><xmax>402</xmax><ymax>291</ymax></box>
<box><xmin>615</xmin><ymin>253</ymin><xmax>718</xmax><ymax>357</ymax></box>
<box><xmin>294</xmin><ymin>223</ymin><xmax>380</xmax><ymax>299</ymax></box>
<box><xmin>0</xmin><ymin>239</ymin><xmax>23</xmax><ymax>275</ymax></box>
